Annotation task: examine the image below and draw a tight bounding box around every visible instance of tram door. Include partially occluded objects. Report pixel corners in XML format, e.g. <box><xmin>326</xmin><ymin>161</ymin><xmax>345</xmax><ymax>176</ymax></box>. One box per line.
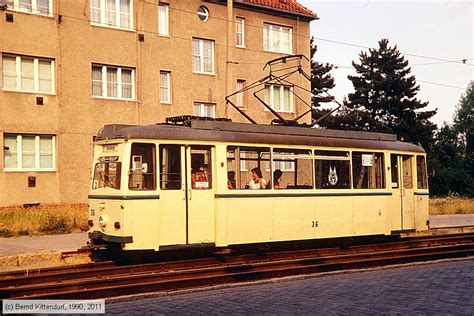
<box><xmin>390</xmin><ymin>154</ymin><xmax>415</xmax><ymax>231</ymax></box>
<box><xmin>185</xmin><ymin>146</ymin><xmax>215</xmax><ymax>244</ymax></box>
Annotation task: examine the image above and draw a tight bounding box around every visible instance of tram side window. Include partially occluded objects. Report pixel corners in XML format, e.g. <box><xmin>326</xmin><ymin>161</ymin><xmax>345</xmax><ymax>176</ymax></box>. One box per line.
<box><xmin>352</xmin><ymin>152</ymin><xmax>385</xmax><ymax>189</ymax></box>
<box><xmin>390</xmin><ymin>154</ymin><xmax>399</xmax><ymax>188</ymax></box>
<box><xmin>227</xmin><ymin>146</ymin><xmax>270</xmax><ymax>189</ymax></box>
<box><xmin>314</xmin><ymin>150</ymin><xmax>350</xmax><ymax>189</ymax></box>
<box><xmin>273</xmin><ymin>148</ymin><xmax>313</xmax><ymax>189</ymax></box>
<box><xmin>159</xmin><ymin>144</ymin><xmax>181</xmax><ymax>190</ymax></box>
<box><xmin>129</xmin><ymin>143</ymin><xmax>156</xmax><ymax>190</ymax></box>
<box><xmin>416</xmin><ymin>156</ymin><xmax>428</xmax><ymax>189</ymax></box>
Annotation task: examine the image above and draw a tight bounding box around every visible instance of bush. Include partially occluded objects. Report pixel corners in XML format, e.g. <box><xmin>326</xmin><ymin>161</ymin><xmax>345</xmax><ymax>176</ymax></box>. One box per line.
<box><xmin>40</xmin><ymin>214</ymin><xmax>72</xmax><ymax>234</ymax></box>
<box><xmin>0</xmin><ymin>228</ymin><xmax>14</xmax><ymax>238</ymax></box>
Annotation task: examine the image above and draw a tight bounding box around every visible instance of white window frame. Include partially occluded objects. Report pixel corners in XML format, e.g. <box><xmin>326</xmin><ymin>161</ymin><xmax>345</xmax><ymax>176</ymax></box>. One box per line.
<box><xmin>3</xmin><ymin>134</ymin><xmax>56</xmax><ymax>172</ymax></box>
<box><xmin>91</xmin><ymin>64</ymin><xmax>135</xmax><ymax>100</ymax></box>
<box><xmin>192</xmin><ymin>38</ymin><xmax>215</xmax><ymax>75</ymax></box>
<box><xmin>89</xmin><ymin>0</ymin><xmax>134</xmax><ymax>30</ymax></box>
<box><xmin>263</xmin><ymin>23</ymin><xmax>292</xmax><ymax>54</ymax></box>
<box><xmin>2</xmin><ymin>55</ymin><xmax>55</xmax><ymax>94</ymax></box>
<box><xmin>264</xmin><ymin>84</ymin><xmax>294</xmax><ymax>113</ymax></box>
<box><xmin>158</xmin><ymin>2</ymin><xmax>169</xmax><ymax>36</ymax></box>
<box><xmin>8</xmin><ymin>0</ymin><xmax>53</xmax><ymax>17</ymax></box>
<box><xmin>236</xmin><ymin>17</ymin><xmax>245</xmax><ymax>48</ymax></box>
<box><xmin>194</xmin><ymin>102</ymin><xmax>215</xmax><ymax>118</ymax></box>
<box><xmin>160</xmin><ymin>70</ymin><xmax>171</xmax><ymax>104</ymax></box>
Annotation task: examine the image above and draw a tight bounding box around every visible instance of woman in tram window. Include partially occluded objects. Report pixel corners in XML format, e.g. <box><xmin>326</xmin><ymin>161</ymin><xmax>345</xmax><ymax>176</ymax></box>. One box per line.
<box><xmin>247</xmin><ymin>167</ymin><xmax>267</xmax><ymax>189</ymax></box>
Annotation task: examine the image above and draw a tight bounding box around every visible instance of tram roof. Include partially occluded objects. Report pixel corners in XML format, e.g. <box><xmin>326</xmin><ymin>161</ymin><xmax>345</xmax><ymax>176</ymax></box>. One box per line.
<box><xmin>96</xmin><ymin>121</ymin><xmax>425</xmax><ymax>153</ymax></box>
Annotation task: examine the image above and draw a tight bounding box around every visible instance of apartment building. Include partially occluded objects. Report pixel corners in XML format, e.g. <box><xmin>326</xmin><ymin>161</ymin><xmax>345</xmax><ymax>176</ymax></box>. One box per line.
<box><xmin>0</xmin><ymin>0</ymin><xmax>317</xmax><ymax>207</ymax></box>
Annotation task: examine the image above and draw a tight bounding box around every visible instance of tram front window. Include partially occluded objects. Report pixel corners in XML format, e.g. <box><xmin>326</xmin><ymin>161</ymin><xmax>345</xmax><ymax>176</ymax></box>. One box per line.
<box><xmin>92</xmin><ymin>156</ymin><xmax>121</xmax><ymax>190</ymax></box>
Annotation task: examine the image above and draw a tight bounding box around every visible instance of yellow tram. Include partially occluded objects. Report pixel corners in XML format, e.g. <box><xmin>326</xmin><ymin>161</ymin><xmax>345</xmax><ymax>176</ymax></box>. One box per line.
<box><xmin>88</xmin><ymin>118</ymin><xmax>429</xmax><ymax>251</ymax></box>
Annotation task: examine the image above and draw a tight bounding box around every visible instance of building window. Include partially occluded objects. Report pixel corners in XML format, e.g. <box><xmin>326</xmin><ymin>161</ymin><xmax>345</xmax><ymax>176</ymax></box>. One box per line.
<box><xmin>2</xmin><ymin>54</ymin><xmax>54</xmax><ymax>94</ymax></box>
<box><xmin>158</xmin><ymin>3</ymin><xmax>169</xmax><ymax>36</ymax></box>
<box><xmin>90</xmin><ymin>0</ymin><xmax>133</xmax><ymax>30</ymax></box>
<box><xmin>236</xmin><ymin>79</ymin><xmax>246</xmax><ymax>108</ymax></box>
<box><xmin>197</xmin><ymin>6</ymin><xmax>209</xmax><ymax>22</ymax></box>
<box><xmin>192</xmin><ymin>38</ymin><xmax>214</xmax><ymax>74</ymax></box>
<box><xmin>264</xmin><ymin>84</ymin><xmax>293</xmax><ymax>113</ymax></box>
<box><xmin>3</xmin><ymin>134</ymin><xmax>55</xmax><ymax>171</ymax></box>
<box><xmin>8</xmin><ymin>0</ymin><xmax>52</xmax><ymax>16</ymax></box>
<box><xmin>160</xmin><ymin>71</ymin><xmax>171</xmax><ymax>103</ymax></box>
<box><xmin>263</xmin><ymin>23</ymin><xmax>292</xmax><ymax>54</ymax></box>
<box><xmin>194</xmin><ymin>102</ymin><xmax>215</xmax><ymax>118</ymax></box>
<box><xmin>236</xmin><ymin>17</ymin><xmax>245</xmax><ymax>47</ymax></box>
<box><xmin>92</xmin><ymin>64</ymin><xmax>135</xmax><ymax>100</ymax></box>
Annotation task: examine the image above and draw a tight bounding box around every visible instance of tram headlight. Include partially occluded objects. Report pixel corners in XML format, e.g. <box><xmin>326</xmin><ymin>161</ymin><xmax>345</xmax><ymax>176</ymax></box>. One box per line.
<box><xmin>98</xmin><ymin>215</ymin><xmax>107</xmax><ymax>227</ymax></box>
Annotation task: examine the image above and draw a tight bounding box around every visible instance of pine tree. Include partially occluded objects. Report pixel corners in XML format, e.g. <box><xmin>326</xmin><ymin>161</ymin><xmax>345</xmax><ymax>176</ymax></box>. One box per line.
<box><xmin>310</xmin><ymin>37</ymin><xmax>336</xmax><ymax>122</ymax></box>
<box><xmin>345</xmin><ymin>39</ymin><xmax>437</xmax><ymax>151</ymax></box>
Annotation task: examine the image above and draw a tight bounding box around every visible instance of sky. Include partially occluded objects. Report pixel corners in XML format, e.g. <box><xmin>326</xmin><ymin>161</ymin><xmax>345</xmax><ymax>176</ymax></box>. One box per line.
<box><xmin>301</xmin><ymin>0</ymin><xmax>473</xmax><ymax>126</ymax></box>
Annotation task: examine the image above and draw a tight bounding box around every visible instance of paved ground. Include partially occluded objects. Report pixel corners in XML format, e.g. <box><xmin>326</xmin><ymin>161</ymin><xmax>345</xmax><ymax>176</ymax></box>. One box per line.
<box><xmin>430</xmin><ymin>214</ymin><xmax>474</xmax><ymax>228</ymax></box>
<box><xmin>107</xmin><ymin>259</ymin><xmax>474</xmax><ymax>315</ymax></box>
<box><xmin>0</xmin><ymin>232</ymin><xmax>88</xmax><ymax>256</ymax></box>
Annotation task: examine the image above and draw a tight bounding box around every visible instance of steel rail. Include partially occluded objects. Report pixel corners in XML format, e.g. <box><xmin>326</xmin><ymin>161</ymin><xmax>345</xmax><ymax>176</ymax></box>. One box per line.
<box><xmin>1</xmin><ymin>235</ymin><xmax>473</xmax><ymax>299</ymax></box>
<box><xmin>1</xmin><ymin>233</ymin><xmax>473</xmax><ymax>287</ymax></box>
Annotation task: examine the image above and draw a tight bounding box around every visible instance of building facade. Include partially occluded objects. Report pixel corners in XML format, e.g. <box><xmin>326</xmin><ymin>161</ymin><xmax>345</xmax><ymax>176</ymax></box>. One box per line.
<box><xmin>0</xmin><ymin>0</ymin><xmax>317</xmax><ymax>207</ymax></box>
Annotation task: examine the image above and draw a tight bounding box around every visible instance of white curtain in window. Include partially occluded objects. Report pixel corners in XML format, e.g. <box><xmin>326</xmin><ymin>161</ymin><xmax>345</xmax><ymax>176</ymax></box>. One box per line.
<box><xmin>192</xmin><ymin>39</ymin><xmax>201</xmax><ymax>72</ymax></box>
<box><xmin>283</xmin><ymin>87</ymin><xmax>291</xmax><ymax>112</ymax></box>
<box><xmin>263</xmin><ymin>25</ymin><xmax>269</xmax><ymax>50</ymax></box>
<box><xmin>37</xmin><ymin>0</ymin><xmax>50</xmax><ymax>15</ymax></box>
<box><xmin>2</xmin><ymin>56</ymin><xmax>17</xmax><ymax>90</ymax></box>
<box><xmin>105</xmin><ymin>0</ymin><xmax>116</xmax><ymax>26</ymax></box>
<box><xmin>120</xmin><ymin>0</ymin><xmax>130</xmax><ymax>28</ymax></box>
<box><xmin>158</xmin><ymin>4</ymin><xmax>169</xmax><ymax>35</ymax></box>
<box><xmin>121</xmin><ymin>68</ymin><xmax>132</xmax><ymax>99</ymax></box>
<box><xmin>38</xmin><ymin>60</ymin><xmax>52</xmax><ymax>92</ymax></box>
<box><xmin>39</xmin><ymin>137</ymin><xmax>53</xmax><ymax>168</ymax></box>
<box><xmin>92</xmin><ymin>65</ymin><xmax>102</xmax><ymax>96</ymax></box>
<box><xmin>271</xmin><ymin>26</ymin><xmax>281</xmax><ymax>52</ymax></box>
<box><xmin>21</xmin><ymin>58</ymin><xmax>35</xmax><ymax>91</ymax></box>
<box><xmin>236</xmin><ymin>18</ymin><xmax>244</xmax><ymax>46</ymax></box>
<box><xmin>106</xmin><ymin>67</ymin><xmax>118</xmax><ymax>97</ymax></box>
<box><xmin>90</xmin><ymin>0</ymin><xmax>101</xmax><ymax>23</ymax></box>
<box><xmin>205</xmin><ymin>104</ymin><xmax>214</xmax><ymax>117</ymax></box>
<box><xmin>160</xmin><ymin>71</ymin><xmax>169</xmax><ymax>102</ymax></box>
<box><xmin>282</xmin><ymin>27</ymin><xmax>291</xmax><ymax>53</ymax></box>
<box><xmin>3</xmin><ymin>135</ymin><xmax>18</xmax><ymax>169</ymax></box>
<box><xmin>273</xmin><ymin>85</ymin><xmax>281</xmax><ymax>111</ymax></box>
<box><xmin>194</xmin><ymin>103</ymin><xmax>202</xmax><ymax>116</ymax></box>
<box><xmin>236</xmin><ymin>81</ymin><xmax>244</xmax><ymax>107</ymax></box>
<box><xmin>202</xmin><ymin>40</ymin><xmax>213</xmax><ymax>73</ymax></box>
<box><xmin>22</xmin><ymin>136</ymin><xmax>36</xmax><ymax>169</ymax></box>
<box><xmin>19</xmin><ymin>0</ymin><xmax>32</xmax><ymax>12</ymax></box>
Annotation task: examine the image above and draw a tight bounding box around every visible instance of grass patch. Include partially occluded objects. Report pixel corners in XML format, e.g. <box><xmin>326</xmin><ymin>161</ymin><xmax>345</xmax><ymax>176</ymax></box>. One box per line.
<box><xmin>0</xmin><ymin>204</ymin><xmax>88</xmax><ymax>237</ymax></box>
<box><xmin>430</xmin><ymin>197</ymin><xmax>474</xmax><ymax>215</ymax></box>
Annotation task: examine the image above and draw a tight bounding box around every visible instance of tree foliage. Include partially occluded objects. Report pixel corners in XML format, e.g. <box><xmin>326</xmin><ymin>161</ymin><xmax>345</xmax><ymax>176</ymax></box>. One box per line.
<box><xmin>318</xmin><ymin>39</ymin><xmax>437</xmax><ymax>152</ymax></box>
<box><xmin>310</xmin><ymin>37</ymin><xmax>336</xmax><ymax>121</ymax></box>
<box><xmin>429</xmin><ymin>83</ymin><xmax>474</xmax><ymax>197</ymax></box>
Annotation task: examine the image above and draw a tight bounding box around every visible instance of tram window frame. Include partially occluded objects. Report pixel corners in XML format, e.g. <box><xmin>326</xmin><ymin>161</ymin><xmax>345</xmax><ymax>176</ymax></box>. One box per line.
<box><xmin>128</xmin><ymin>143</ymin><xmax>156</xmax><ymax>191</ymax></box>
<box><xmin>402</xmin><ymin>155</ymin><xmax>413</xmax><ymax>189</ymax></box>
<box><xmin>352</xmin><ymin>152</ymin><xmax>385</xmax><ymax>189</ymax></box>
<box><xmin>272</xmin><ymin>148</ymin><xmax>313</xmax><ymax>190</ymax></box>
<box><xmin>159</xmin><ymin>144</ymin><xmax>182</xmax><ymax>190</ymax></box>
<box><xmin>190</xmin><ymin>146</ymin><xmax>213</xmax><ymax>190</ymax></box>
<box><xmin>314</xmin><ymin>150</ymin><xmax>351</xmax><ymax>189</ymax></box>
<box><xmin>226</xmin><ymin>146</ymin><xmax>270</xmax><ymax>190</ymax></box>
<box><xmin>416</xmin><ymin>156</ymin><xmax>428</xmax><ymax>189</ymax></box>
<box><xmin>92</xmin><ymin>156</ymin><xmax>121</xmax><ymax>190</ymax></box>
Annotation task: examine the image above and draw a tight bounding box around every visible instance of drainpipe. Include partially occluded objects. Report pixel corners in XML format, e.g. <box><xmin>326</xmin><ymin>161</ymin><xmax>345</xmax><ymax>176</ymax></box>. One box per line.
<box><xmin>225</xmin><ymin>0</ymin><xmax>233</xmax><ymax>118</ymax></box>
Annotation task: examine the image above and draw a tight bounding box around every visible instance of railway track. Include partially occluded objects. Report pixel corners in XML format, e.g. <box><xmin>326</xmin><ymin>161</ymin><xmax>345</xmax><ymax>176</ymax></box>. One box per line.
<box><xmin>1</xmin><ymin>233</ymin><xmax>473</xmax><ymax>299</ymax></box>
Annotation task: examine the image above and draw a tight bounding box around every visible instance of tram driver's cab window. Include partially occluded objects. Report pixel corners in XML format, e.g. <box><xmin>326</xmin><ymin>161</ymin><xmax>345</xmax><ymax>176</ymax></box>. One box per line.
<box><xmin>272</xmin><ymin>148</ymin><xmax>313</xmax><ymax>189</ymax></box>
<box><xmin>315</xmin><ymin>150</ymin><xmax>350</xmax><ymax>189</ymax></box>
<box><xmin>129</xmin><ymin>143</ymin><xmax>156</xmax><ymax>190</ymax></box>
<box><xmin>159</xmin><ymin>145</ymin><xmax>181</xmax><ymax>190</ymax></box>
<box><xmin>227</xmin><ymin>146</ymin><xmax>270</xmax><ymax>189</ymax></box>
<box><xmin>93</xmin><ymin>156</ymin><xmax>121</xmax><ymax>190</ymax></box>
<box><xmin>352</xmin><ymin>152</ymin><xmax>385</xmax><ymax>189</ymax></box>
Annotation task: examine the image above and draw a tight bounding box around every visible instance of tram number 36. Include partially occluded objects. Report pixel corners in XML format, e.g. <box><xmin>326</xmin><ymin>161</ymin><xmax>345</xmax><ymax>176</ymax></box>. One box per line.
<box><xmin>311</xmin><ymin>221</ymin><xmax>319</xmax><ymax>228</ymax></box>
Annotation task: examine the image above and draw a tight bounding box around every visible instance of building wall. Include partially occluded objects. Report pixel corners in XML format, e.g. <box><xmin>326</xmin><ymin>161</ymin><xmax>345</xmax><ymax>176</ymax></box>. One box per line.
<box><xmin>0</xmin><ymin>0</ymin><xmax>313</xmax><ymax>206</ymax></box>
